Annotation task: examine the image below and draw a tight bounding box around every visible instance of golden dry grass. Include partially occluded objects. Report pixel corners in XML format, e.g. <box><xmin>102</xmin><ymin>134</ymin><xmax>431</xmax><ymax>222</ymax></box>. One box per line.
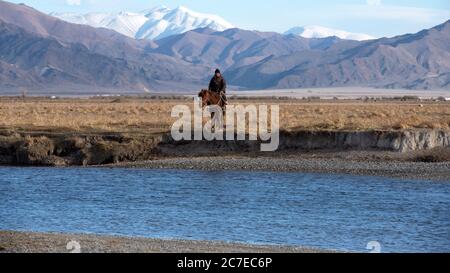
<box><xmin>0</xmin><ymin>97</ymin><xmax>449</xmax><ymax>133</ymax></box>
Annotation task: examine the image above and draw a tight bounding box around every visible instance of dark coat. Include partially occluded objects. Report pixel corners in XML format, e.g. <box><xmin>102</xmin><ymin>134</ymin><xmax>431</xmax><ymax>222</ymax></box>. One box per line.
<box><xmin>208</xmin><ymin>76</ymin><xmax>227</xmax><ymax>93</ymax></box>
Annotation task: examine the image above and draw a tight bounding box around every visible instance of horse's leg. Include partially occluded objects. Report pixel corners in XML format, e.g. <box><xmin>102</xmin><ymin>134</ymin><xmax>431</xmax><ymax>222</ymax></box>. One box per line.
<box><xmin>219</xmin><ymin>107</ymin><xmax>224</xmax><ymax>132</ymax></box>
<box><xmin>221</xmin><ymin>106</ymin><xmax>226</xmax><ymax>133</ymax></box>
<box><xmin>211</xmin><ymin>112</ymin><xmax>215</xmax><ymax>132</ymax></box>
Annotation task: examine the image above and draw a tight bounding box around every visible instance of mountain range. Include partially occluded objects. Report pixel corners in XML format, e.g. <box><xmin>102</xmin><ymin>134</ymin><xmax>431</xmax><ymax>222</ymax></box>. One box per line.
<box><xmin>0</xmin><ymin>1</ymin><xmax>210</xmax><ymax>94</ymax></box>
<box><xmin>151</xmin><ymin>28</ymin><xmax>358</xmax><ymax>71</ymax></box>
<box><xmin>227</xmin><ymin>23</ymin><xmax>450</xmax><ymax>90</ymax></box>
<box><xmin>285</xmin><ymin>25</ymin><xmax>375</xmax><ymax>41</ymax></box>
<box><xmin>52</xmin><ymin>6</ymin><xmax>376</xmax><ymax>42</ymax></box>
<box><xmin>51</xmin><ymin>6</ymin><xmax>234</xmax><ymax>41</ymax></box>
<box><xmin>0</xmin><ymin>0</ymin><xmax>449</xmax><ymax>94</ymax></box>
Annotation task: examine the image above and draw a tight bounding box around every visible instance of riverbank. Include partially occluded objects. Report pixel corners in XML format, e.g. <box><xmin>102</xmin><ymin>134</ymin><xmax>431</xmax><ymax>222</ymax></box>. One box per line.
<box><xmin>0</xmin><ymin>231</ymin><xmax>326</xmax><ymax>253</ymax></box>
<box><xmin>1</xmin><ymin>128</ymin><xmax>449</xmax><ymax>180</ymax></box>
<box><xmin>0</xmin><ymin>98</ymin><xmax>449</xmax><ymax>179</ymax></box>
<box><xmin>1</xmin><ymin>128</ymin><xmax>449</xmax><ymax>165</ymax></box>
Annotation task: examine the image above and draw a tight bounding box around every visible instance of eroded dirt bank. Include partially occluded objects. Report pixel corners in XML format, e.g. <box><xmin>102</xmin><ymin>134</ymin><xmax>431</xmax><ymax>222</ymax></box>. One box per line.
<box><xmin>0</xmin><ymin>130</ymin><xmax>165</xmax><ymax>166</ymax></box>
<box><xmin>0</xmin><ymin>129</ymin><xmax>449</xmax><ymax>166</ymax></box>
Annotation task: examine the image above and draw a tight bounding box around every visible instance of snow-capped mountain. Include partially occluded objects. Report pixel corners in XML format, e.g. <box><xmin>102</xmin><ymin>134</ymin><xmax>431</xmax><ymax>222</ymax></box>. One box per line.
<box><xmin>285</xmin><ymin>25</ymin><xmax>375</xmax><ymax>41</ymax></box>
<box><xmin>50</xmin><ymin>5</ymin><xmax>234</xmax><ymax>40</ymax></box>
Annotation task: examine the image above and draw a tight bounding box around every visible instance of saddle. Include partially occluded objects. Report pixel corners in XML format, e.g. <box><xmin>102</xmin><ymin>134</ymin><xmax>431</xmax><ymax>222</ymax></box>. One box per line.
<box><xmin>209</xmin><ymin>90</ymin><xmax>227</xmax><ymax>105</ymax></box>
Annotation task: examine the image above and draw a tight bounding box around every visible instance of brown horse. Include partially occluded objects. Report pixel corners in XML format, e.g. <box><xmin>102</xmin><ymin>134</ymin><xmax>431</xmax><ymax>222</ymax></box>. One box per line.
<box><xmin>198</xmin><ymin>90</ymin><xmax>226</xmax><ymax>128</ymax></box>
<box><xmin>198</xmin><ymin>89</ymin><xmax>226</xmax><ymax>109</ymax></box>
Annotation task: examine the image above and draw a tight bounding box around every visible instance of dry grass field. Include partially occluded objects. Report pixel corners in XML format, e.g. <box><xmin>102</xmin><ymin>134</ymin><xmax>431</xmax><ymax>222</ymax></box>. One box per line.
<box><xmin>0</xmin><ymin>97</ymin><xmax>449</xmax><ymax>133</ymax></box>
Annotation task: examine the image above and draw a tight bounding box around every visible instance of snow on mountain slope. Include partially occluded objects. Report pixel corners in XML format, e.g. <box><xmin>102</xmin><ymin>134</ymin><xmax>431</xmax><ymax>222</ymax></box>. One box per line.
<box><xmin>51</xmin><ymin>5</ymin><xmax>234</xmax><ymax>40</ymax></box>
<box><xmin>285</xmin><ymin>25</ymin><xmax>375</xmax><ymax>41</ymax></box>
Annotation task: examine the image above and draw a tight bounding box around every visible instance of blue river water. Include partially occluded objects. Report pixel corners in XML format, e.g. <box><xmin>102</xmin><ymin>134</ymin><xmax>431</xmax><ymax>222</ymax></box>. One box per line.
<box><xmin>0</xmin><ymin>167</ymin><xmax>449</xmax><ymax>253</ymax></box>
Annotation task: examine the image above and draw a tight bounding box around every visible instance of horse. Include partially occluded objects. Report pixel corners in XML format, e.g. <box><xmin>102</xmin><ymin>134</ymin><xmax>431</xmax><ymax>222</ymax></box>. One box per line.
<box><xmin>198</xmin><ymin>89</ymin><xmax>226</xmax><ymax>130</ymax></box>
<box><xmin>198</xmin><ymin>89</ymin><xmax>226</xmax><ymax>109</ymax></box>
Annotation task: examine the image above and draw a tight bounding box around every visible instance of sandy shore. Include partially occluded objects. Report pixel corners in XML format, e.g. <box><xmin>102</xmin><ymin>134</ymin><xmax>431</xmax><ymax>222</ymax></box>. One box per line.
<box><xmin>0</xmin><ymin>231</ymin><xmax>327</xmax><ymax>253</ymax></box>
<box><xmin>109</xmin><ymin>153</ymin><xmax>450</xmax><ymax>181</ymax></box>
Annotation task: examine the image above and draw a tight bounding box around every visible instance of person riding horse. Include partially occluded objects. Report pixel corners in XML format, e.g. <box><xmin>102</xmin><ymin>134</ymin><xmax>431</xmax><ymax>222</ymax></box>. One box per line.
<box><xmin>208</xmin><ymin>69</ymin><xmax>227</xmax><ymax>105</ymax></box>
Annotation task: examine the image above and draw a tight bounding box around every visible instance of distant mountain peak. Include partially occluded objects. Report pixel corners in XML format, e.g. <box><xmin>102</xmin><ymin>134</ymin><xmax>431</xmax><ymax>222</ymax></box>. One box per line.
<box><xmin>433</xmin><ymin>19</ymin><xmax>450</xmax><ymax>31</ymax></box>
<box><xmin>174</xmin><ymin>5</ymin><xmax>190</xmax><ymax>12</ymax></box>
<box><xmin>285</xmin><ymin>25</ymin><xmax>375</xmax><ymax>41</ymax></box>
<box><xmin>51</xmin><ymin>5</ymin><xmax>234</xmax><ymax>40</ymax></box>
<box><xmin>140</xmin><ymin>5</ymin><xmax>169</xmax><ymax>15</ymax></box>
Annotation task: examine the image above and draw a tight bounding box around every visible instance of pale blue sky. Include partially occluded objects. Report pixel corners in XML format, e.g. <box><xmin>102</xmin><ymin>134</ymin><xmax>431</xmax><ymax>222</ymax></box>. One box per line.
<box><xmin>8</xmin><ymin>0</ymin><xmax>450</xmax><ymax>37</ymax></box>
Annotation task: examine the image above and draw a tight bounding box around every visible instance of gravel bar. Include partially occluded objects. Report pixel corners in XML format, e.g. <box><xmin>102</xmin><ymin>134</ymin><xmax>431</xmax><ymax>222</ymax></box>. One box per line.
<box><xmin>0</xmin><ymin>231</ymin><xmax>328</xmax><ymax>253</ymax></box>
<box><xmin>111</xmin><ymin>156</ymin><xmax>450</xmax><ymax>181</ymax></box>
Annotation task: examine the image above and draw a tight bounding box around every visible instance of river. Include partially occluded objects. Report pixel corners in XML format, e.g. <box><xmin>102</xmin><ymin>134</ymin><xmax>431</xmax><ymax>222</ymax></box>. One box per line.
<box><xmin>0</xmin><ymin>167</ymin><xmax>449</xmax><ymax>252</ymax></box>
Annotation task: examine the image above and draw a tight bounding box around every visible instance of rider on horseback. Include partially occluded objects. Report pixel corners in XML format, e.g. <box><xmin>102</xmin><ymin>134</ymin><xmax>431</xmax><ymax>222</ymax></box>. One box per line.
<box><xmin>208</xmin><ymin>69</ymin><xmax>227</xmax><ymax>105</ymax></box>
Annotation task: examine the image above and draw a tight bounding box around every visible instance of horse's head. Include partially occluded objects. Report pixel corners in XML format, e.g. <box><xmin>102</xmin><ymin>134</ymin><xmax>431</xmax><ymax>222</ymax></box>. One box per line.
<box><xmin>198</xmin><ymin>89</ymin><xmax>209</xmax><ymax>107</ymax></box>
